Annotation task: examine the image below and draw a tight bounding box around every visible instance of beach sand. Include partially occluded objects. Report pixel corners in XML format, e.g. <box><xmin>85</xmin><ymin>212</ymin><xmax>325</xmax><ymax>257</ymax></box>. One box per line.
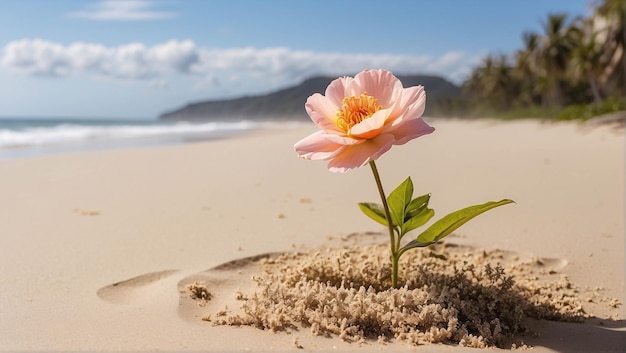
<box><xmin>0</xmin><ymin>118</ymin><xmax>623</xmax><ymax>351</ymax></box>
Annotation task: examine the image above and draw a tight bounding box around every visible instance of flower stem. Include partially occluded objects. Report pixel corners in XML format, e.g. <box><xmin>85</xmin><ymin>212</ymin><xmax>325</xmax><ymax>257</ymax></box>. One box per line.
<box><xmin>369</xmin><ymin>161</ymin><xmax>399</xmax><ymax>288</ymax></box>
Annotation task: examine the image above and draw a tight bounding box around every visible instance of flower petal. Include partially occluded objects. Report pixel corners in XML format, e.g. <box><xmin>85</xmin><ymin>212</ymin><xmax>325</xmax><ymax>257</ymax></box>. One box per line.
<box><xmin>321</xmin><ymin>133</ymin><xmax>363</xmax><ymax>146</ymax></box>
<box><xmin>389</xmin><ymin>117</ymin><xmax>435</xmax><ymax>146</ymax></box>
<box><xmin>305</xmin><ymin>94</ymin><xmax>343</xmax><ymax>133</ymax></box>
<box><xmin>353</xmin><ymin>69</ymin><xmax>403</xmax><ymax>108</ymax></box>
<box><xmin>327</xmin><ymin>134</ymin><xmax>395</xmax><ymax>173</ymax></box>
<box><xmin>403</xmin><ymin>86</ymin><xmax>427</xmax><ymax>120</ymax></box>
<box><xmin>294</xmin><ymin>131</ymin><xmax>344</xmax><ymax>160</ymax></box>
<box><xmin>349</xmin><ymin>108</ymin><xmax>390</xmax><ymax>139</ymax></box>
<box><xmin>386</xmin><ymin>85</ymin><xmax>426</xmax><ymax>126</ymax></box>
<box><xmin>324</xmin><ymin>76</ymin><xmax>353</xmax><ymax>108</ymax></box>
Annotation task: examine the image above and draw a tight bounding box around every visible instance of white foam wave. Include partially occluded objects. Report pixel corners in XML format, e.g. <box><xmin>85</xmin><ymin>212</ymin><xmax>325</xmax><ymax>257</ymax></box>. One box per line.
<box><xmin>0</xmin><ymin>121</ymin><xmax>263</xmax><ymax>148</ymax></box>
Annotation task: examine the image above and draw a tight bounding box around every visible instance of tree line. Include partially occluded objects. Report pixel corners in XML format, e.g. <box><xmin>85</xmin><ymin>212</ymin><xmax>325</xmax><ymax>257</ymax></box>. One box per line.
<box><xmin>436</xmin><ymin>0</ymin><xmax>624</xmax><ymax>120</ymax></box>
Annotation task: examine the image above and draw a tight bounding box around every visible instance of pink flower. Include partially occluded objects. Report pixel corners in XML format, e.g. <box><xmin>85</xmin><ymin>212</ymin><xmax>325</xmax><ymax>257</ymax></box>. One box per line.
<box><xmin>294</xmin><ymin>69</ymin><xmax>435</xmax><ymax>173</ymax></box>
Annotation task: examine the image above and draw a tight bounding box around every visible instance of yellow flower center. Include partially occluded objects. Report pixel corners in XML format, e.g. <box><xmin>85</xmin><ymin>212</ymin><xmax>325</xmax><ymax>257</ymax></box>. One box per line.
<box><xmin>336</xmin><ymin>92</ymin><xmax>382</xmax><ymax>132</ymax></box>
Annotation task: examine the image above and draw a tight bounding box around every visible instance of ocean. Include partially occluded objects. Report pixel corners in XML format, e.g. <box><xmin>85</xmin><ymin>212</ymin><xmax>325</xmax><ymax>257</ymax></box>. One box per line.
<box><xmin>0</xmin><ymin>118</ymin><xmax>285</xmax><ymax>159</ymax></box>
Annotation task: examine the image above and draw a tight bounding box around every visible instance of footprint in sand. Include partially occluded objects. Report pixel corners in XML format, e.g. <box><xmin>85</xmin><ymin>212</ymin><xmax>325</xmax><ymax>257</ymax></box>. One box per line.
<box><xmin>97</xmin><ymin>269</ymin><xmax>180</xmax><ymax>304</ymax></box>
<box><xmin>177</xmin><ymin>253</ymin><xmax>280</xmax><ymax>324</ymax></box>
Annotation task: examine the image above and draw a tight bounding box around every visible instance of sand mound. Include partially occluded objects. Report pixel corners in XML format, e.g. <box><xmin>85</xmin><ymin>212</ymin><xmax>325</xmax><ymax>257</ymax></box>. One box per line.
<box><xmin>179</xmin><ymin>240</ymin><xmax>608</xmax><ymax>348</ymax></box>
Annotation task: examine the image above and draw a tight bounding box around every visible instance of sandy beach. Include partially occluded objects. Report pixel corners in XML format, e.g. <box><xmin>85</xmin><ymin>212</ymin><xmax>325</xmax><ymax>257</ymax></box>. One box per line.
<box><xmin>0</xmin><ymin>118</ymin><xmax>623</xmax><ymax>351</ymax></box>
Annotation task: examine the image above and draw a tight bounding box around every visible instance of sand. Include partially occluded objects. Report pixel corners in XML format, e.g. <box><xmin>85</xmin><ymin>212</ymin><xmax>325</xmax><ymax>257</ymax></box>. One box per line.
<box><xmin>0</xmin><ymin>118</ymin><xmax>623</xmax><ymax>352</ymax></box>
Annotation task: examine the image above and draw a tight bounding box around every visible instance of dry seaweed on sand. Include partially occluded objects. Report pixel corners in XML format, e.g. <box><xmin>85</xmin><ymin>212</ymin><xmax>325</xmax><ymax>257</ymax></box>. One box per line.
<box><xmin>196</xmin><ymin>243</ymin><xmax>589</xmax><ymax>348</ymax></box>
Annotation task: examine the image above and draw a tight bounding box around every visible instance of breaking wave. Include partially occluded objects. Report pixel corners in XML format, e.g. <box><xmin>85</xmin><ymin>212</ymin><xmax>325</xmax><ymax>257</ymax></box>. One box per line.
<box><xmin>0</xmin><ymin>120</ymin><xmax>265</xmax><ymax>149</ymax></box>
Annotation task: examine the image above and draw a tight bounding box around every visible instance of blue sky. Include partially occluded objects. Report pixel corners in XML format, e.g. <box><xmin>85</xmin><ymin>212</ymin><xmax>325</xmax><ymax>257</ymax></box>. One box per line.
<box><xmin>0</xmin><ymin>0</ymin><xmax>594</xmax><ymax>119</ymax></box>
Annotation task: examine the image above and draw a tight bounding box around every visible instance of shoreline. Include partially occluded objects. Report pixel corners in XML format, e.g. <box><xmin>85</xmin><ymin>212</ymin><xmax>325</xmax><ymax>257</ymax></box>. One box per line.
<box><xmin>0</xmin><ymin>115</ymin><xmax>621</xmax><ymax>161</ymax></box>
<box><xmin>0</xmin><ymin>119</ymin><xmax>305</xmax><ymax>160</ymax></box>
<box><xmin>0</xmin><ymin>118</ymin><xmax>623</xmax><ymax>351</ymax></box>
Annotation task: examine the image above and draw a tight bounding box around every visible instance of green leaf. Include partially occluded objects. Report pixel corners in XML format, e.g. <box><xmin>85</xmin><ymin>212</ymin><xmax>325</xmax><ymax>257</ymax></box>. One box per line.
<box><xmin>399</xmin><ymin>239</ymin><xmax>433</xmax><ymax>252</ymax></box>
<box><xmin>416</xmin><ymin>199</ymin><xmax>514</xmax><ymax>244</ymax></box>
<box><xmin>401</xmin><ymin>208</ymin><xmax>435</xmax><ymax>235</ymax></box>
<box><xmin>404</xmin><ymin>193</ymin><xmax>431</xmax><ymax>220</ymax></box>
<box><xmin>358</xmin><ymin>202</ymin><xmax>388</xmax><ymax>227</ymax></box>
<box><xmin>387</xmin><ymin>177</ymin><xmax>413</xmax><ymax>228</ymax></box>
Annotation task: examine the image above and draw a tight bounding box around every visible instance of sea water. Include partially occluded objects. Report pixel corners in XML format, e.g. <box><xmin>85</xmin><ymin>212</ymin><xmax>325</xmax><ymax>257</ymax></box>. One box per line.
<box><xmin>0</xmin><ymin>118</ymin><xmax>277</xmax><ymax>159</ymax></box>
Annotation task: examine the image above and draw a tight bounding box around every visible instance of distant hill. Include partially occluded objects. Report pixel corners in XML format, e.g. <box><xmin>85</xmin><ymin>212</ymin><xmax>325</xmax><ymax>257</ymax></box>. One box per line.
<box><xmin>159</xmin><ymin>74</ymin><xmax>460</xmax><ymax>121</ymax></box>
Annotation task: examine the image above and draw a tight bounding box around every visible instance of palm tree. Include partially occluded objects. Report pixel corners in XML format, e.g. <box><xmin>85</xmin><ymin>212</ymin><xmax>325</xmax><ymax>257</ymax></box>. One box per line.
<box><xmin>489</xmin><ymin>54</ymin><xmax>516</xmax><ymax>109</ymax></box>
<box><xmin>539</xmin><ymin>13</ymin><xmax>578</xmax><ymax>106</ymax></box>
<box><xmin>570</xmin><ymin>18</ymin><xmax>606</xmax><ymax>103</ymax></box>
<box><xmin>594</xmin><ymin>0</ymin><xmax>625</xmax><ymax>96</ymax></box>
<box><xmin>514</xmin><ymin>32</ymin><xmax>542</xmax><ymax>106</ymax></box>
<box><xmin>463</xmin><ymin>53</ymin><xmax>516</xmax><ymax>110</ymax></box>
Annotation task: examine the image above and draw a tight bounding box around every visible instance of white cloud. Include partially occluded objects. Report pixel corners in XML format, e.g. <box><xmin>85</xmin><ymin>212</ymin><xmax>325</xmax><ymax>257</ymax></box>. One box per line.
<box><xmin>1</xmin><ymin>39</ymin><xmax>474</xmax><ymax>90</ymax></box>
<box><xmin>67</xmin><ymin>0</ymin><xmax>177</xmax><ymax>21</ymax></box>
<box><xmin>1</xmin><ymin>39</ymin><xmax>198</xmax><ymax>79</ymax></box>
